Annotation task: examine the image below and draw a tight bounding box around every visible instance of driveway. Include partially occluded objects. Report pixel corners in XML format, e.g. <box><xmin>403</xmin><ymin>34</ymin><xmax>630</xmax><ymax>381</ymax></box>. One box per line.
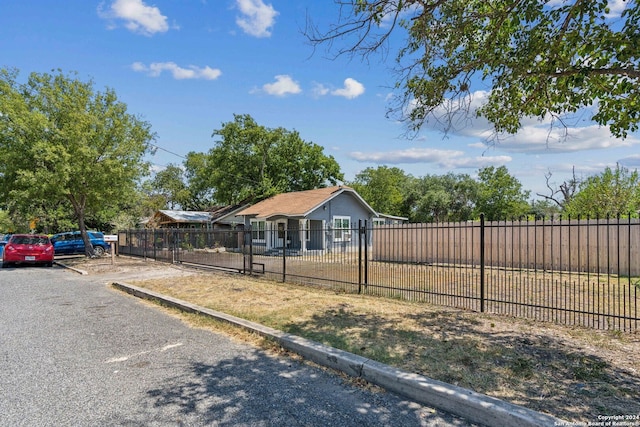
<box><xmin>0</xmin><ymin>265</ymin><xmax>476</xmax><ymax>426</ymax></box>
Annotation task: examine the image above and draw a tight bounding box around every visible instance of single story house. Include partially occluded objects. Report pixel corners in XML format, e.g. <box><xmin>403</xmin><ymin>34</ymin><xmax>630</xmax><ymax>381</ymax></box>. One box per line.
<box><xmin>235</xmin><ymin>186</ymin><xmax>377</xmax><ymax>253</ymax></box>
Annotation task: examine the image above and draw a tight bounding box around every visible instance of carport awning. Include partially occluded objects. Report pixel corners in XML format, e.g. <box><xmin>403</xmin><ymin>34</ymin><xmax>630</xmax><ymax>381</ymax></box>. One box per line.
<box><xmin>154</xmin><ymin>210</ymin><xmax>212</xmax><ymax>226</ymax></box>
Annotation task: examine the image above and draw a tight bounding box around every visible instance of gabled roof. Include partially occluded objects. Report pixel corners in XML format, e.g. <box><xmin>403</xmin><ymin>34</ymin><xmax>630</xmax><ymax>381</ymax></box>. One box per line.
<box><xmin>236</xmin><ymin>186</ymin><xmax>376</xmax><ymax>220</ymax></box>
<box><xmin>208</xmin><ymin>203</ymin><xmax>251</xmax><ymax>224</ymax></box>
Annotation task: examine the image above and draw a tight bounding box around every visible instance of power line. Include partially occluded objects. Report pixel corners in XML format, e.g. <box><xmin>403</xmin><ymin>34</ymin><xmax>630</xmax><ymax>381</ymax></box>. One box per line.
<box><xmin>148</xmin><ymin>143</ymin><xmax>186</xmax><ymax>159</ymax></box>
<box><xmin>147</xmin><ymin>142</ymin><xmax>260</xmax><ymax>186</ymax></box>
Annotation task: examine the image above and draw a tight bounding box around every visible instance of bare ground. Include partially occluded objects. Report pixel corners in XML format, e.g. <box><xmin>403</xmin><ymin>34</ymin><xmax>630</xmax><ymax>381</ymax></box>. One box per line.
<box><xmin>60</xmin><ymin>256</ymin><xmax>640</xmax><ymax>424</ymax></box>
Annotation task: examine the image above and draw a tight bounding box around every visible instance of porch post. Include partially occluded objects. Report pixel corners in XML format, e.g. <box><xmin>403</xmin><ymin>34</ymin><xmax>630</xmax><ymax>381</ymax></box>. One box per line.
<box><xmin>300</xmin><ymin>219</ymin><xmax>307</xmax><ymax>252</ymax></box>
<box><xmin>322</xmin><ymin>220</ymin><xmax>326</xmax><ymax>251</ymax></box>
<box><xmin>266</xmin><ymin>221</ymin><xmax>272</xmax><ymax>250</ymax></box>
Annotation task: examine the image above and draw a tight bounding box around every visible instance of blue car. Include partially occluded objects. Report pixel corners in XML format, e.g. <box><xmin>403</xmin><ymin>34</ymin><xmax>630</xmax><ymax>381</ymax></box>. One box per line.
<box><xmin>0</xmin><ymin>234</ymin><xmax>11</xmax><ymax>259</ymax></box>
<box><xmin>50</xmin><ymin>231</ymin><xmax>111</xmax><ymax>256</ymax></box>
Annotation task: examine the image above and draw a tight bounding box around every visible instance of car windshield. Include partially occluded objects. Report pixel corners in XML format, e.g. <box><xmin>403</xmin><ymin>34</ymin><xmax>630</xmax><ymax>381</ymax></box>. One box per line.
<box><xmin>11</xmin><ymin>236</ymin><xmax>50</xmax><ymax>245</ymax></box>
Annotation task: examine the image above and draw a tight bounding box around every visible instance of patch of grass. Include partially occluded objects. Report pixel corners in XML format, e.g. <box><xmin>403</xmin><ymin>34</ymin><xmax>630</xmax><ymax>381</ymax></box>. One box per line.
<box><xmin>119</xmin><ymin>269</ymin><xmax>640</xmax><ymax>424</ymax></box>
<box><xmin>509</xmin><ymin>357</ymin><xmax>535</xmax><ymax>379</ymax></box>
<box><xmin>571</xmin><ymin>356</ymin><xmax>608</xmax><ymax>381</ymax></box>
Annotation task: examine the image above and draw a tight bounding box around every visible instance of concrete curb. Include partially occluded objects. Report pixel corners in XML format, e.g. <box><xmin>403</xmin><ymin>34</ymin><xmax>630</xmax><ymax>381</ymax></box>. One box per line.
<box><xmin>112</xmin><ymin>281</ymin><xmax>564</xmax><ymax>427</ymax></box>
<box><xmin>54</xmin><ymin>261</ymin><xmax>88</xmax><ymax>275</ymax></box>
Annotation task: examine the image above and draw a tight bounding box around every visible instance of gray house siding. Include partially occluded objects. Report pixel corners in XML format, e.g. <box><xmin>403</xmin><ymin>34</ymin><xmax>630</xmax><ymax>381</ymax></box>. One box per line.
<box><xmin>307</xmin><ymin>220</ymin><xmax>324</xmax><ymax>250</ymax></box>
<box><xmin>286</xmin><ymin>218</ymin><xmax>301</xmax><ymax>249</ymax></box>
<box><xmin>317</xmin><ymin>193</ymin><xmax>373</xmax><ymax>252</ymax></box>
<box><xmin>306</xmin><ymin>192</ymin><xmax>374</xmax><ymax>225</ymax></box>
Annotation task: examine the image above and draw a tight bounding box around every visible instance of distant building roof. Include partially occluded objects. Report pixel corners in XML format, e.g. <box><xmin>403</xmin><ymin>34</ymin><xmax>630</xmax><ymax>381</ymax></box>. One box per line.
<box><xmin>156</xmin><ymin>210</ymin><xmax>211</xmax><ymax>224</ymax></box>
<box><xmin>376</xmin><ymin>213</ymin><xmax>409</xmax><ymax>221</ymax></box>
<box><xmin>208</xmin><ymin>204</ymin><xmax>249</xmax><ymax>223</ymax></box>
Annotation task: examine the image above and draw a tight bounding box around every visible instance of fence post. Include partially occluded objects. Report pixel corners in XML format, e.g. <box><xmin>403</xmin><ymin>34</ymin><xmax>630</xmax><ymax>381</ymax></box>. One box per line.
<box><xmin>144</xmin><ymin>229</ymin><xmax>148</xmax><ymax>260</ymax></box>
<box><xmin>173</xmin><ymin>230</ymin><xmax>179</xmax><ymax>264</ymax></box>
<box><xmin>364</xmin><ymin>220</ymin><xmax>369</xmax><ymax>286</ymax></box>
<box><xmin>248</xmin><ymin>225</ymin><xmax>253</xmax><ymax>275</ymax></box>
<box><xmin>480</xmin><ymin>214</ymin><xmax>485</xmax><ymax>313</ymax></box>
<box><xmin>358</xmin><ymin>220</ymin><xmax>362</xmax><ymax>294</ymax></box>
<box><xmin>282</xmin><ymin>226</ymin><xmax>287</xmax><ymax>283</ymax></box>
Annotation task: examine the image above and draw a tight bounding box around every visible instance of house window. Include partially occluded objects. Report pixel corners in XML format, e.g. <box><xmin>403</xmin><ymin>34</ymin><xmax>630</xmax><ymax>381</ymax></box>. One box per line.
<box><xmin>251</xmin><ymin>220</ymin><xmax>266</xmax><ymax>241</ymax></box>
<box><xmin>333</xmin><ymin>216</ymin><xmax>351</xmax><ymax>241</ymax></box>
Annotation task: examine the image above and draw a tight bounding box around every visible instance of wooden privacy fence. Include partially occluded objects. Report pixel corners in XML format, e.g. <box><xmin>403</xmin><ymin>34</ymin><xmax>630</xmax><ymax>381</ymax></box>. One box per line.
<box><xmin>372</xmin><ymin>216</ymin><xmax>640</xmax><ymax>276</ymax></box>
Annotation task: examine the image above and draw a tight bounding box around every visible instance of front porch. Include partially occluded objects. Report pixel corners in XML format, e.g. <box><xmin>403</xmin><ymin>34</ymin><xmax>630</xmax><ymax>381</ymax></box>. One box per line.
<box><xmin>251</xmin><ymin>218</ymin><xmax>326</xmax><ymax>253</ymax></box>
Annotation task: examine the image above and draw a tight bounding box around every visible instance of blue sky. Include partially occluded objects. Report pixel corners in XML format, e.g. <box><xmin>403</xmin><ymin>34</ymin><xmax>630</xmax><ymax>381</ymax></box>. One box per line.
<box><xmin>2</xmin><ymin>0</ymin><xmax>639</xmax><ymax>200</ymax></box>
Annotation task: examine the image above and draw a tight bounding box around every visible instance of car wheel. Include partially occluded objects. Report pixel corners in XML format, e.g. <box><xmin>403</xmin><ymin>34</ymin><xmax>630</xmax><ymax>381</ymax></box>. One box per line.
<box><xmin>1</xmin><ymin>262</ymin><xmax>10</xmax><ymax>268</ymax></box>
<box><xmin>93</xmin><ymin>246</ymin><xmax>105</xmax><ymax>257</ymax></box>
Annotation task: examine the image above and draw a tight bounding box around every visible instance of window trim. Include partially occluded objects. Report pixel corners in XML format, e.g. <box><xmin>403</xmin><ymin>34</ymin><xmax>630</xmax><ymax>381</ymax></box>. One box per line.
<box><xmin>250</xmin><ymin>220</ymin><xmax>266</xmax><ymax>242</ymax></box>
<box><xmin>333</xmin><ymin>216</ymin><xmax>351</xmax><ymax>242</ymax></box>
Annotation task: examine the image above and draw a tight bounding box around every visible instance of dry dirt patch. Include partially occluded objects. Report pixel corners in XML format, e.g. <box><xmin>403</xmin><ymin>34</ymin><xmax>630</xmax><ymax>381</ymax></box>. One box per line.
<box><xmin>65</xmin><ymin>257</ymin><xmax>640</xmax><ymax>424</ymax></box>
<box><xmin>59</xmin><ymin>256</ymin><xmax>196</xmax><ymax>281</ymax></box>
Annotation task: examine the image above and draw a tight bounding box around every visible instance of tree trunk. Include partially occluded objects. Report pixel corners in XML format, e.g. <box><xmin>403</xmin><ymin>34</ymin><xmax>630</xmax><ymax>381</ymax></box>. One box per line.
<box><xmin>68</xmin><ymin>194</ymin><xmax>95</xmax><ymax>258</ymax></box>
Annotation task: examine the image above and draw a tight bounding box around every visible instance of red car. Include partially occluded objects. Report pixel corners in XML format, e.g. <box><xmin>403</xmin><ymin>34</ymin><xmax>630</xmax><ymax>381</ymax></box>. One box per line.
<box><xmin>2</xmin><ymin>234</ymin><xmax>55</xmax><ymax>268</ymax></box>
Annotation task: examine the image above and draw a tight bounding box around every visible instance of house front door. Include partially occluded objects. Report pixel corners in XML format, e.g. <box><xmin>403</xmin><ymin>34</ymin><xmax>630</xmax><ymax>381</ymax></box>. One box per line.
<box><xmin>276</xmin><ymin>221</ymin><xmax>286</xmax><ymax>248</ymax></box>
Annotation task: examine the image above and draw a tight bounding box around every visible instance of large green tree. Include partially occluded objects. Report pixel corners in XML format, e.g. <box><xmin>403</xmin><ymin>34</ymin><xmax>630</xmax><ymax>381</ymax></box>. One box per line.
<box><xmin>564</xmin><ymin>164</ymin><xmax>640</xmax><ymax>218</ymax></box>
<box><xmin>309</xmin><ymin>1</ymin><xmax>640</xmax><ymax>139</ymax></box>
<box><xmin>348</xmin><ymin>166</ymin><xmax>410</xmax><ymax>216</ymax></box>
<box><xmin>181</xmin><ymin>152</ymin><xmax>217</xmax><ymax>210</ymax></box>
<box><xmin>197</xmin><ymin>114</ymin><xmax>344</xmax><ymax>204</ymax></box>
<box><xmin>147</xmin><ymin>164</ymin><xmax>192</xmax><ymax>210</ymax></box>
<box><xmin>404</xmin><ymin>173</ymin><xmax>478</xmax><ymax>222</ymax></box>
<box><xmin>0</xmin><ymin>210</ymin><xmax>15</xmax><ymax>233</ymax></box>
<box><xmin>0</xmin><ymin>68</ymin><xmax>154</xmax><ymax>255</ymax></box>
<box><xmin>475</xmin><ymin>166</ymin><xmax>530</xmax><ymax>220</ymax></box>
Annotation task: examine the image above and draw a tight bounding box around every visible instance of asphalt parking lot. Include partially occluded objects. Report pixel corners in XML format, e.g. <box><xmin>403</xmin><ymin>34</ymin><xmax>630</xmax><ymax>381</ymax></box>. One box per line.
<box><xmin>0</xmin><ymin>265</ymin><xmax>478</xmax><ymax>426</ymax></box>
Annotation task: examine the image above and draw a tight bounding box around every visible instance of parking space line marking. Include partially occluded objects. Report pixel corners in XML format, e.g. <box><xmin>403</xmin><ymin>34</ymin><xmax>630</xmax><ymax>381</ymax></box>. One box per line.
<box><xmin>105</xmin><ymin>343</ymin><xmax>183</xmax><ymax>363</ymax></box>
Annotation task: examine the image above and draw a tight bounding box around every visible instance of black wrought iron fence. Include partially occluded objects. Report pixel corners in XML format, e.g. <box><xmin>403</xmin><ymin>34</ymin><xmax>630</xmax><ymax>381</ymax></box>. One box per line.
<box><xmin>118</xmin><ymin>214</ymin><xmax>640</xmax><ymax>331</ymax></box>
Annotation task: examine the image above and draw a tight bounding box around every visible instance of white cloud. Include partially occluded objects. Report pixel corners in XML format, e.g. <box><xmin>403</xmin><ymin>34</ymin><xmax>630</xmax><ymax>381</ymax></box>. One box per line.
<box><xmin>260</xmin><ymin>75</ymin><xmax>301</xmax><ymax>96</ymax></box>
<box><xmin>605</xmin><ymin>0</ymin><xmax>628</xmax><ymax>17</ymax></box>
<box><xmin>488</xmin><ymin>124</ymin><xmax>639</xmax><ymax>154</ymax></box>
<box><xmin>132</xmin><ymin>62</ymin><xmax>222</xmax><ymax>80</ymax></box>
<box><xmin>566</xmin><ymin>163</ymin><xmax>611</xmax><ymax>177</ymax></box>
<box><xmin>235</xmin><ymin>0</ymin><xmax>278</xmax><ymax>38</ymax></box>
<box><xmin>619</xmin><ymin>154</ymin><xmax>640</xmax><ymax>168</ymax></box>
<box><xmin>547</xmin><ymin>0</ymin><xmax>627</xmax><ymax>18</ymax></box>
<box><xmin>311</xmin><ymin>82</ymin><xmax>329</xmax><ymax>98</ymax></box>
<box><xmin>331</xmin><ymin>78</ymin><xmax>365</xmax><ymax>99</ymax></box>
<box><xmin>413</xmin><ymin>90</ymin><xmax>640</xmax><ymax>154</ymax></box>
<box><xmin>349</xmin><ymin>147</ymin><xmax>511</xmax><ymax>169</ymax></box>
<box><xmin>100</xmin><ymin>0</ymin><xmax>169</xmax><ymax>35</ymax></box>
<box><xmin>149</xmin><ymin>163</ymin><xmax>166</xmax><ymax>174</ymax></box>
<box><xmin>407</xmin><ymin>90</ymin><xmax>493</xmax><ymax>138</ymax></box>
<box><xmin>445</xmin><ymin>155</ymin><xmax>512</xmax><ymax>169</ymax></box>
